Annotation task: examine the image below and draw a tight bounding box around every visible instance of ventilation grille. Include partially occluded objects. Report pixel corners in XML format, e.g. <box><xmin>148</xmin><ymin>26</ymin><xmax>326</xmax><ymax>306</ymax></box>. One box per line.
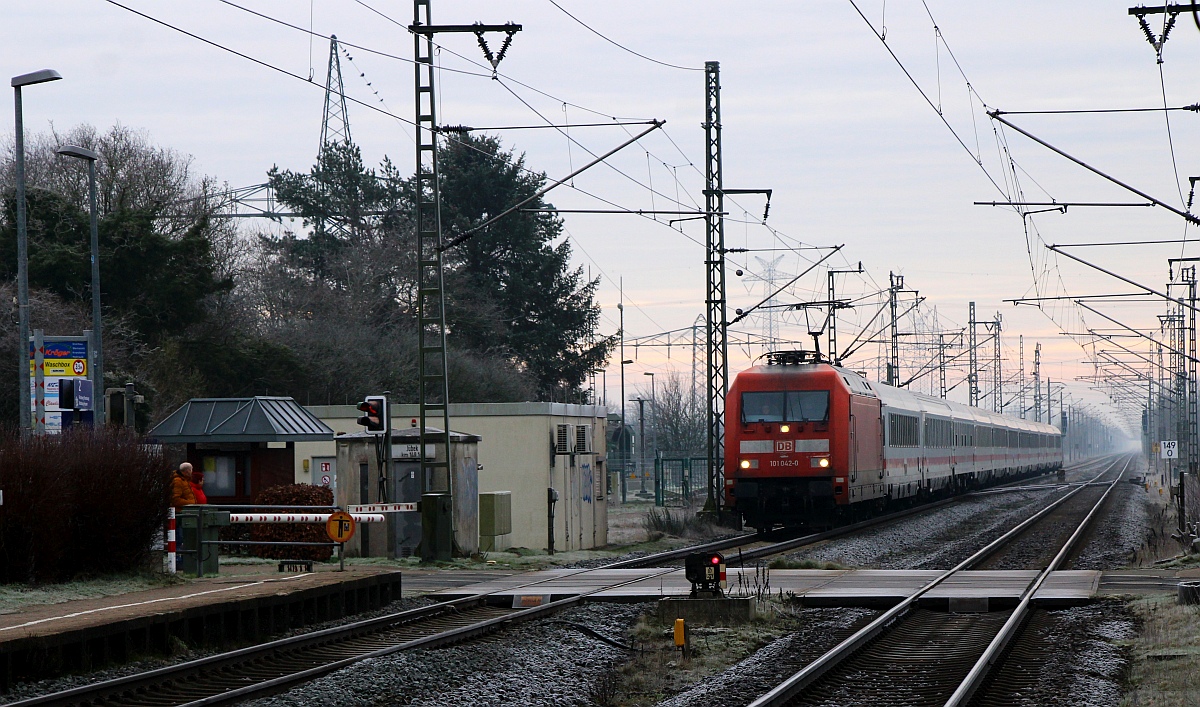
<box><xmin>555</xmin><ymin>424</ymin><xmax>571</xmax><ymax>454</ymax></box>
<box><xmin>575</xmin><ymin>424</ymin><xmax>593</xmax><ymax>453</ymax></box>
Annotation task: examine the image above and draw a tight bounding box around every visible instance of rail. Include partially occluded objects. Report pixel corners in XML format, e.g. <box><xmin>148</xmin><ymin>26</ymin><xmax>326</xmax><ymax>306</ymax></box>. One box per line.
<box><xmin>5</xmin><ymin>566</ymin><xmax>676</xmax><ymax>707</ymax></box>
<box><xmin>608</xmin><ymin>454</ymin><xmax>1115</xmax><ymax>570</ymax></box>
<box><xmin>746</xmin><ymin>453</ymin><xmax>1129</xmax><ymax>707</ymax></box>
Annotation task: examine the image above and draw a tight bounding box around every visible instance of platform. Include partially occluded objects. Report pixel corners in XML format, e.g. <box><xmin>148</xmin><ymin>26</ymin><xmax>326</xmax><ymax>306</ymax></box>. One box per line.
<box><xmin>0</xmin><ymin>566</ymin><xmax>404</xmax><ymax>691</ymax></box>
<box><xmin>432</xmin><ymin>567</ymin><xmax>1127</xmax><ymax>608</ymax></box>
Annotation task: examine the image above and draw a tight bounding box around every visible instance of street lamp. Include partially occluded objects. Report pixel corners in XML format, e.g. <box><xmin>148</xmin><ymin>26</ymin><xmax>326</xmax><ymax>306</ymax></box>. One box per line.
<box><xmin>56</xmin><ymin>144</ymin><xmax>103</xmax><ymax>426</ymax></box>
<box><xmin>12</xmin><ymin>69</ymin><xmax>62</xmax><ymax>433</ymax></box>
<box><xmin>632</xmin><ymin>396</ymin><xmax>647</xmax><ymax>494</ymax></box>
<box><xmin>644</xmin><ymin>370</ymin><xmax>657</xmax><ymax>459</ymax></box>
<box><xmin>620</xmin><ymin>358</ymin><xmax>633</xmax><ymax>487</ymax></box>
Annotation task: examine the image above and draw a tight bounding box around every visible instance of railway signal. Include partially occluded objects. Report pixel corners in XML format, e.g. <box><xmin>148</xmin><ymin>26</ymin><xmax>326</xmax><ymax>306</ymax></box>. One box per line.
<box><xmin>356</xmin><ymin>395</ymin><xmax>387</xmax><ymax>434</ymax></box>
<box><xmin>684</xmin><ymin>551</ymin><xmax>726</xmax><ymax>597</ymax></box>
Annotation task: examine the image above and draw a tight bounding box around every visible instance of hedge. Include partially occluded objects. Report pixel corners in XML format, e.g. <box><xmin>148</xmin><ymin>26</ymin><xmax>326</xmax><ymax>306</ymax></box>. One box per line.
<box><xmin>248</xmin><ymin>484</ymin><xmax>335</xmax><ymax>561</ymax></box>
<box><xmin>0</xmin><ymin>428</ymin><xmax>166</xmax><ymax>584</ymax></box>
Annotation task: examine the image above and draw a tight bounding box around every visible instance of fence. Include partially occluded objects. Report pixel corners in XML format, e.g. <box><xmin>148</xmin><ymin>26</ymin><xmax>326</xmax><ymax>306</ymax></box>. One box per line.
<box><xmin>655</xmin><ymin>457</ymin><xmax>713</xmax><ymax>507</ymax></box>
<box><xmin>169</xmin><ymin>504</ymin><xmax>392</xmax><ymax>576</ymax></box>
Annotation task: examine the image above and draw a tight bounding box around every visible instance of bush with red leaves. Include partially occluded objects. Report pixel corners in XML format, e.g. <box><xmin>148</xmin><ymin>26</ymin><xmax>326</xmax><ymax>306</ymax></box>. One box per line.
<box><xmin>248</xmin><ymin>484</ymin><xmax>335</xmax><ymax>561</ymax></box>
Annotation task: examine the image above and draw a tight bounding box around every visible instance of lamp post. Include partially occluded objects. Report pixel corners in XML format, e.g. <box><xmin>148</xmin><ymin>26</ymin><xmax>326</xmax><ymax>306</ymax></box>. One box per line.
<box><xmin>12</xmin><ymin>69</ymin><xmax>62</xmax><ymax>434</ymax></box>
<box><xmin>56</xmin><ymin>144</ymin><xmax>103</xmax><ymax>426</ymax></box>
<box><xmin>644</xmin><ymin>370</ymin><xmax>656</xmax><ymax>457</ymax></box>
<box><xmin>632</xmin><ymin>396</ymin><xmax>647</xmax><ymax>494</ymax></box>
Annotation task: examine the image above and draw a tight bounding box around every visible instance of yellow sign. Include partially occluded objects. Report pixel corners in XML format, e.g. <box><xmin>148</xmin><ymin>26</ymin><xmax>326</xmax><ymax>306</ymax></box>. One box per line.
<box><xmin>30</xmin><ymin>358</ymin><xmax>87</xmax><ymax>376</ymax></box>
<box><xmin>1153</xmin><ymin>443</ymin><xmax>1161</xmax><ymax>454</ymax></box>
<box><xmin>326</xmin><ymin>511</ymin><xmax>356</xmax><ymax>543</ymax></box>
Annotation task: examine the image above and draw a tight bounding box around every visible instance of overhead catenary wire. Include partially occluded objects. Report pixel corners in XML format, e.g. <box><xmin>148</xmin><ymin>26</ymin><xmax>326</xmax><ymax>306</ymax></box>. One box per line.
<box><xmin>544</xmin><ymin>0</ymin><xmax>702</xmax><ymax>72</ymax></box>
<box><xmin>112</xmin><ymin>0</ymin><xmax>946</xmax><ymax>376</ymax></box>
<box><xmin>105</xmin><ymin>0</ymin><xmax>717</xmax><ymax>254</ymax></box>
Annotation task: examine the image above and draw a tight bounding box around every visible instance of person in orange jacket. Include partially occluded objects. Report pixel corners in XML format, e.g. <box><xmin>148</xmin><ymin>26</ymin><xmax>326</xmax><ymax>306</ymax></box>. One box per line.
<box><xmin>170</xmin><ymin>462</ymin><xmax>197</xmax><ymax>510</ymax></box>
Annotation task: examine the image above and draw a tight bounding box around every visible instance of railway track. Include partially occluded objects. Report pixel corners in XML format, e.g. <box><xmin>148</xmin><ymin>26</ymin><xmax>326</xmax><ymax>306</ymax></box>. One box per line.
<box><xmin>1</xmin><ymin>566</ymin><xmax>675</xmax><ymax>707</ymax></box>
<box><xmin>4</xmin><ymin>456</ymin><xmax>1117</xmax><ymax>706</ymax></box>
<box><xmin>611</xmin><ymin>454</ymin><xmax>1117</xmax><ymax>570</ymax></box>
<box><xmin>746</xmin><ymin>453</ymin><xmax>1132</xmax><ymax>707</ymax></box>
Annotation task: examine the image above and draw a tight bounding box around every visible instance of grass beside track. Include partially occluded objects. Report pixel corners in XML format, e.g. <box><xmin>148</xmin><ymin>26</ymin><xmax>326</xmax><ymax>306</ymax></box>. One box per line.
<box><xmin>1121</xmin><ymin>594</ymin><xmax>1200</xmax><ymax>706</ymax></box>
<box><xmin>592</xmin><ymin>596</ymin><xmax>869</xmax><ymax>707</ymax></box>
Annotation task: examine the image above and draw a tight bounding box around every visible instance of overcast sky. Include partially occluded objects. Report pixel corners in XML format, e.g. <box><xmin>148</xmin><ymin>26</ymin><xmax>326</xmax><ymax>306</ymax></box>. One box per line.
<box><xmin>6</xmin><ymin>1</ymin><xmax>1196</xmax><ymax>433</ymax></box>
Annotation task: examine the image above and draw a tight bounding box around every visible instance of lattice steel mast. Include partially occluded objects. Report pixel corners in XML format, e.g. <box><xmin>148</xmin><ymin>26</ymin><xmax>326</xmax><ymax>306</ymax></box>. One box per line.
<box><xmin>409</xmin><ymin>2</ymin><xmax>520</xmax><ymax>554</ymax></box>
<box><xmin>320</xmin><ymin>36</ymin><xmax>351</xmax><ymax>150</ymax></box>
<box><xmin>968</xmin><ymin>301</ymin><xmax>979</xmax><ymax>407</ymax></box>
<box><xmin>411</xmin><ymin>1</ymin><xmax>452</xmax><ymax>521</ymax></box>
<box><xmin>703</xmin><ymin>61</ymin><xmax>727</xmax><ymax>513</ymax></box>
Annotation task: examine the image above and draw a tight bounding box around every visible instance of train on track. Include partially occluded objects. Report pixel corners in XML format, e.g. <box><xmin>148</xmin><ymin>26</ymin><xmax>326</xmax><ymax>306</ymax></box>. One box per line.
<box><xmin>725</xmin><ymin>350</ymin><xmax>1063</xmax><ymax>530</ymax></box>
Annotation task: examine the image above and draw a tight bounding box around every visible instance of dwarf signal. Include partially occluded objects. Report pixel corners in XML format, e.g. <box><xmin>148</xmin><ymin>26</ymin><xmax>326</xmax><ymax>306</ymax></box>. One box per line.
<box><xmin>684</xmin><ymin>551</ymin><xmax>726</xmax><ymax>597</ymax></box>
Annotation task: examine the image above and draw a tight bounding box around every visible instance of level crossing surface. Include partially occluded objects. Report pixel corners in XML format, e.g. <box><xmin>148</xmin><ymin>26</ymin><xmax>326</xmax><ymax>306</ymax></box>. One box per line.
<box><xmin>430</xmin><ymin>567</ymin><xmax>1170</xmax><ymax>606</ymax></box>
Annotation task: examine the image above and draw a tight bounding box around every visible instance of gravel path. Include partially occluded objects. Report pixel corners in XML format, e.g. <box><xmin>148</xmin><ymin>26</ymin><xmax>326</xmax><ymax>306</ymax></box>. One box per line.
<box><xmin>656</xmin><ymin>608</ymin><xmax>876</xmax><ymax>707</ymax></box>
<box><xmin>244</xmin><ymin>603</ymin><xmax>648</xmax><ymax>707</ymax></box>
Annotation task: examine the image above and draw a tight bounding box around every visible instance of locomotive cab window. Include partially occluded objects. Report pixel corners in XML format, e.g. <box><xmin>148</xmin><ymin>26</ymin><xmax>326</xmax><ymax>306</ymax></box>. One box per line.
<box><xmin>742</xmin><ymin>391</ymin><xmax>830</xmax><ymax>423</ymax></box>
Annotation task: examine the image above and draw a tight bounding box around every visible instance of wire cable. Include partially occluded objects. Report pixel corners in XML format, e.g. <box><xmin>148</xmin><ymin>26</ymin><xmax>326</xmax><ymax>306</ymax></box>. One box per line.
<box><xmin>544</xmin><ymin>0</ymin><xmax>702</xmax><ymax>72</ymax></box>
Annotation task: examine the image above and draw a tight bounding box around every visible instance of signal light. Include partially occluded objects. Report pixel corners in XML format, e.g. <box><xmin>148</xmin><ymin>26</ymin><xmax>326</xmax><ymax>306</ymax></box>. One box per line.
<box><xmin>356</xmin><ymin>395</ymin><xmax>388</xmax><ymax>434</ymax></box>
<box><xmin>780</xmin><ymin>424</ymin><xmax>790</xmax><ymax>433</ymax></box>
<box><xmin>684</xmin><ymin>551</ymin><xmax>726</xmax><ymax>592</ymax></box>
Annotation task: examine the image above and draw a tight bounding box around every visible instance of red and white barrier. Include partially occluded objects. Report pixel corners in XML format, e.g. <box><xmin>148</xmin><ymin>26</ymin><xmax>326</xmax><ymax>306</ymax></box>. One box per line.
<box><xmin>165</xmin><ymin>507</ymin><xmax>176</xmax><ymax>574</ymax></box>
<box><xmin>347</xmin><ymin>503</ymin><xmax>418</xmax><ymax>513</ymax></box>
<box><xmin>228</xmin><ymin>513</ymin><xmax>386</xmax><ymax>524</ymax></box>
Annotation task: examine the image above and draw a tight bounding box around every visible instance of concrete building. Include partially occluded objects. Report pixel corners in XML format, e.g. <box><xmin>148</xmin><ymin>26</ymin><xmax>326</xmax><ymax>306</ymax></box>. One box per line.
<box><xmin>298</xmin><ymin>403</ymin><xmax>609</xmax><ymax>552</ymax></box>
<box><xmin>334</xmin><ymin>427</ymin><xmax>481</xmax><ymax>558</ymax></box>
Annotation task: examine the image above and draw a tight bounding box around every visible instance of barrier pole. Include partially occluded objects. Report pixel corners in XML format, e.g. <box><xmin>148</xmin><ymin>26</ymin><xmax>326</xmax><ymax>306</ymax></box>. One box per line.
<box><xmin>165</xmin><ymin>507</ymin><xmax>176</xmax><ymax>574</ymax></box>
<box><xmin>339</xmin><ymin>542</ymin><xmax>345</xmax><ymax>572</ymax></box>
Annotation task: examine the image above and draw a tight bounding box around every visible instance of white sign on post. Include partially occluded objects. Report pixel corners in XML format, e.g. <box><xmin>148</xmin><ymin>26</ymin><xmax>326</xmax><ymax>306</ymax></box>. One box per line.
<box><xmin>1161</xmin><ymin>440</ymin><xmax>1178</xmax><ymax>460</ymax></box>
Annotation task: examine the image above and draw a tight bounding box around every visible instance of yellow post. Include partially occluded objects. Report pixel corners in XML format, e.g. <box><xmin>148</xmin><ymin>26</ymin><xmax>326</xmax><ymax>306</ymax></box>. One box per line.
<box><xmin>673</xmin><ymin>618</ymin><xmax>689</xmax><ymax>659</ymax></box>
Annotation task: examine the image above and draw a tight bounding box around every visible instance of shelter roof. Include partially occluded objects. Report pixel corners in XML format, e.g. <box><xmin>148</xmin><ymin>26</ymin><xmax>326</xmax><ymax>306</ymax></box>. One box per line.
<box><xmin>149</xmin><ymin>397</ymin><xmax>334</xmax><ymax>443</ymax></box>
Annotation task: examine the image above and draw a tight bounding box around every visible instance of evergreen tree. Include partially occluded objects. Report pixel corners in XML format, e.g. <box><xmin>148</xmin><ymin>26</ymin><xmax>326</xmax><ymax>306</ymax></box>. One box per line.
<box><xmin>439</xmin><ymin>134</ymin><xmax>613</xmax><ymax>398</ymax></box>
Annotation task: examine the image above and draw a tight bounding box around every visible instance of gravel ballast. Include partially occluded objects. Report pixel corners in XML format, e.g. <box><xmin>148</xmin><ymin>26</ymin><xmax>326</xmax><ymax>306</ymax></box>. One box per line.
<box><xmin>783</xmin><ymin>487</ymin><xmax>1069</xmax><ymax>569</ymax></box>
<box><xmin>656</xmin><ymin>607</ymin><xmax>875</xmax><ymax>707</ymax></box>
<box><xmin>244</xmin><ymin>603</ymin><xmax>648</xmax><ymax>707</ymax></box>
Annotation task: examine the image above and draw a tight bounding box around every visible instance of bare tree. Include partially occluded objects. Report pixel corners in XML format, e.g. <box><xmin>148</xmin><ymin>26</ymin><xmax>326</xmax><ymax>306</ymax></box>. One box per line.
<box><xmin>635</xmin><ymin>371</ymin><xmax>705</xmax><ymax>458</ymax></box>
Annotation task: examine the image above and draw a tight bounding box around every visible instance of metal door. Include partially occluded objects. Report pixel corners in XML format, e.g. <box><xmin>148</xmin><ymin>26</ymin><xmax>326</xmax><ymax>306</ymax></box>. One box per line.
<box><xmin>313</xmin><ymin>456</ymin><xmax>336</xmax><ymax>496</ymax></box>
<box><xmin>849</xmin><ymin>414</ymin><xmax>858</xmax><ymax>483</ymax></box>
<box><xmin>391</xmin><ymin>461</ymin><xmax>423</xmax><ymax>557</ymax></box>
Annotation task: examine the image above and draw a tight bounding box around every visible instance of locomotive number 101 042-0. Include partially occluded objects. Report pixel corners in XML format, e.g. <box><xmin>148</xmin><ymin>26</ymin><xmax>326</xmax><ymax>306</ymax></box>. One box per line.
<box><xmin>770</xmin><ymin>459</ymin><xmax>801</xmax><ymax>467</ymax></box>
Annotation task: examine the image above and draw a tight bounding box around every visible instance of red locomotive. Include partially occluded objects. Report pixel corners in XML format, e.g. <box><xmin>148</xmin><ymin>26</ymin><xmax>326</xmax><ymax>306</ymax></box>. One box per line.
<box><xmin>724</xmin><ymin>351</ymin><xmax>1063</xmax><ymax>530</ymax></box>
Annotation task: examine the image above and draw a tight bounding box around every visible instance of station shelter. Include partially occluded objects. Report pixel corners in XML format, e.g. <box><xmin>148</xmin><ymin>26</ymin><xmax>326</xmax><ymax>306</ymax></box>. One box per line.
<box><xmin>149</xmin><ymin>397</ymin><xmax>334</xmax><ymax>504</ymax></box>
<box><xmin>299</xmin><ymin>402</ymin><xmax>608</xmax><ymax>553</ymax></box>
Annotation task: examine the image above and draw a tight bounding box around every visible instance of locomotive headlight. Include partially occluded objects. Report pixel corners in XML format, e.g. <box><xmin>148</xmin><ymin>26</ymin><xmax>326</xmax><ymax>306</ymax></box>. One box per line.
<box><xmin>818</xmin><ymin>457</ymin><xmax>830</xmax><ymax>468</ymax></box>
<box><xmin>740</xmin><ymin>459</ymin><xmax>751</xmax><ymax>469</ymax></box>
<box><xmin>780</xmin><ymin>424</ymin><xmax>790</xmax><ymax>433</ymax></box>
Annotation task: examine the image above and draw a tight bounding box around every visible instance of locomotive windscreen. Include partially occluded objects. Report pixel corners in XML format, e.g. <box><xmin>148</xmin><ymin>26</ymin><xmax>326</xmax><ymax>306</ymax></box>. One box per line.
<box><xmin>741</xmin><ymin>391</ymin><xmax>829</xmax><ymax>423</ymax></box>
